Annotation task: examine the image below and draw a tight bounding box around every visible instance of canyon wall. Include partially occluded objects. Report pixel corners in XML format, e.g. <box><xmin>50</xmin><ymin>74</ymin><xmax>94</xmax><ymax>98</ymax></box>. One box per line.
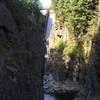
<box><xmin>0</xmin><ymin>0</ymin><xmax>46</xmax><ymax>100</ymax></box>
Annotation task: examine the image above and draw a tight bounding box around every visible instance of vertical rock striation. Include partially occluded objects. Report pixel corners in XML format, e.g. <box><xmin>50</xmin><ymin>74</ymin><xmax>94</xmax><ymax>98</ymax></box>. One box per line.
<box><xmin>0</xmin><ymin>0</ymin><xmax>46</xmax><ymax>100</ymax></box>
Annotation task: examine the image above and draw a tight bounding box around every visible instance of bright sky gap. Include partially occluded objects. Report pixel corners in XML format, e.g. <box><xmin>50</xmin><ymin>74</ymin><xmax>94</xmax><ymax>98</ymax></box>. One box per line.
<box><xmin>40</xmin><ymin>0</ymin><xmax>52</xmax><ymax>8</ymax></box>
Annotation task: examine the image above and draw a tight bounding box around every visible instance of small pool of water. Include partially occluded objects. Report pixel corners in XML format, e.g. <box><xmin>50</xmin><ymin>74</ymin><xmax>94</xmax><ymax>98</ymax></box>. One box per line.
<box><xmin>44</xmin><ymin>92</ymin><xmax>76</xmax><ymax>100</ymax></box>
<box><xmin>44</xmin><ymin>94</ymin><xmax>56</xmax><ymax>100</ymax></box>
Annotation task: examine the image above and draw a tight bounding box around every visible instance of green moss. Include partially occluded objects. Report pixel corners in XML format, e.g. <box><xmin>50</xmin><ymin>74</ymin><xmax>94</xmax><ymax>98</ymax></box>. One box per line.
<box><xmin>63</xmin><ymin>46</ymin><xmax>81</xmax><ymax>57</ymax></box>
<box><xmin>54</xmin><ymin>37</ymin><xmax>83</xmax><ymax>57</ymax></box>
<box><xmin>55</xmin><ymin>38</ymin><xmax>64</xmax><ymax>55</ymax></box>
<box><xmin>55</xmin><ymin>38</ymin><xmax>63</xmax><ymax>48</ymax></box>
<box><xmin>63</xmin><ymin>44</ymin><xmax>76</xmax><ymax>56</ymax></box>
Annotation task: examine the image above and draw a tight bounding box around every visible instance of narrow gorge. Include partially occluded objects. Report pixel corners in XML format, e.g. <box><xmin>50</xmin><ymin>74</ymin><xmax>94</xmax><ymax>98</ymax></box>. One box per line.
<box><xmin>0</xmin><ymin>0</ymin><xmax>100</xmax><ymax>100</ymax></box>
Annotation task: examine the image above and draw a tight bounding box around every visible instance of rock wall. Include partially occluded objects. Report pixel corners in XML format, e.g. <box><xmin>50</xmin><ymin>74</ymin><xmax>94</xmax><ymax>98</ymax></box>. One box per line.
<box><xmin>45</xmin><ymin>22</ymin><xmax>98</xmax><ymax>99</ymax></box>
<box><xmin>0</xmin><ymin>0</ymin><xmax>46</xmax><ymax>100</ymax></box>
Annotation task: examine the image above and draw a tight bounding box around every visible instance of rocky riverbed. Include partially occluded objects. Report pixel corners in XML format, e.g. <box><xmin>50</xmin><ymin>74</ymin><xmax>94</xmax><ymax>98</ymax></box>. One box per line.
<box><xmin>43</xmin><ymin>73</ymin><xmax>80</xmax><ymax>94</ymax></box>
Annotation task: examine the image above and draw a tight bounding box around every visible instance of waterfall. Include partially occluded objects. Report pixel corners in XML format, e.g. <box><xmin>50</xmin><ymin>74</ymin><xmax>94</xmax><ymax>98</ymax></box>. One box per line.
<box><xmin>45</xmin><ymin>11</ymin><xmax>55</xmax><ymax>40</ymax></box>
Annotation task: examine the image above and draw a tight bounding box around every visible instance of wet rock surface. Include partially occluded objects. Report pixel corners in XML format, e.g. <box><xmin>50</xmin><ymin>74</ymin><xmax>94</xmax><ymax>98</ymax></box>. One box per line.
<box><xmin>44</xmin><ymin>73</ymin><xmax>80</xmax><ymax>94</ymax></box>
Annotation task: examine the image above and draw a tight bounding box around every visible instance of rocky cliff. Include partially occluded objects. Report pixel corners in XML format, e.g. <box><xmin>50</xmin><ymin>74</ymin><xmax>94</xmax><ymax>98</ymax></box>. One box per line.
<box><xmin>44</xmin><ymin>20</ymin><xmax>98</xmax><ymax>100</ymax></box>
<box><xmin>0</xmin><ymin>0</ymin><xmax>46</xmax><ymax>100</ymax></box>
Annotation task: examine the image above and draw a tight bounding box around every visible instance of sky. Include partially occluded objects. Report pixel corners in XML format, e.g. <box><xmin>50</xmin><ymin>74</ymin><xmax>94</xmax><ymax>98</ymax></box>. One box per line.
<box><xmin>40</xmin><ymin>0</ymin><xmax>52</xmax><ymax>9</ymax></box>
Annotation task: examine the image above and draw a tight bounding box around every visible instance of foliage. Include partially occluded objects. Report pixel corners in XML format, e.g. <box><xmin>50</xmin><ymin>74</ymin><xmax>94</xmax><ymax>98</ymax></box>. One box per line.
<box><xmin>51</xmin><ymin>0</ymin><xmax>100</xmax><ymax>91</ymax></box>
<box><xmin>52</xmin><ymin>0</ymin><xmax>98</xmax><ymax>60</ymax></box>
<box><xmin>63</xmin><ymin>43</ymin><xmax>76</xmax><ymax>56</ymax></box>
<box><xmin>53</xmin><ymin>0</ymin><xmax>98</xmax><ymax>37</ymax></box>
<box><xmin>54</xmin><ymin>37</ymin><xmax>83</xmax><ymax>57</ymax></box>
<box><xmin>55</xmin><ymin>38</ymin><xmax>64</xmax><ymax>55</ymax></box>
<box><xmin>62</xmin><ymin>41</ymin><xmax>82</xmax><ymax>58</ymax></box>
<box><xmin>55</xmin><ymin>38</ymin><xmax>63</xmax><ymax>48</ymax></box>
